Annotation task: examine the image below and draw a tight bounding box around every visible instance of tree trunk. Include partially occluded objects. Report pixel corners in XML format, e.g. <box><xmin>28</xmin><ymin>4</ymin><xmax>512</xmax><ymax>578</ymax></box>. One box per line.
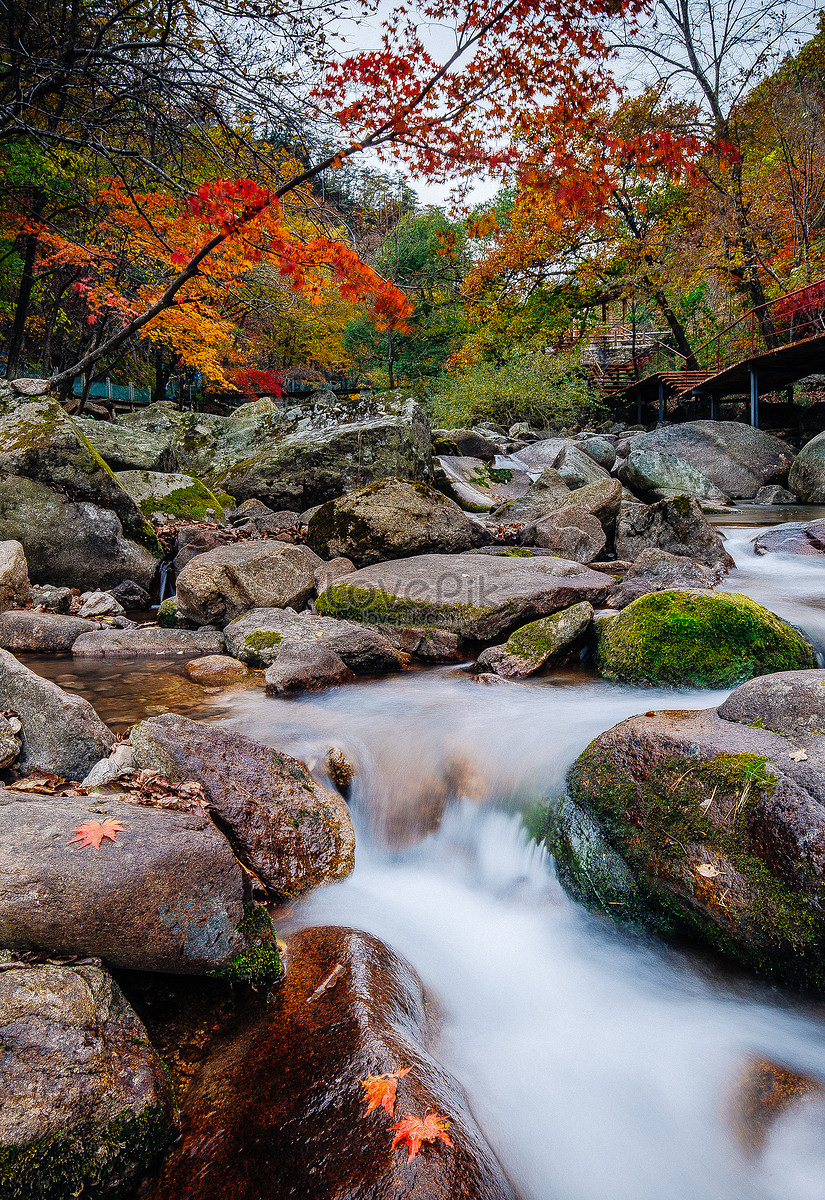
<box><xmin>5</xmin><ymin>192</ymin><xmax>45</xmax><ymax>380</ymax></box>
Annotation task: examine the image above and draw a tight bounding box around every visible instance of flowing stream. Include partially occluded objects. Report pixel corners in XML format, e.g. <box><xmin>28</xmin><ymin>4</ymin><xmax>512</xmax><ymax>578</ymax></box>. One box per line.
<box><xmin>26</xmin><ymin>519</ymin><xmax>825</xmax><ymax>1199</ymax></box>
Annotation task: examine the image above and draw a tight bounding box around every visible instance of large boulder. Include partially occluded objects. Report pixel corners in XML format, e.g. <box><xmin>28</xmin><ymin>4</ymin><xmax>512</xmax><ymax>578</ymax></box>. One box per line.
<box><xmin>306</xmin><ymin>477</ymin><xmax>473</xmax><ymax>567</ymax></box>
<box><xmin>520</xmin><ymin>505</ymin><xmax>606</xmax><ymax>562</ymax></box>
<box><xmin>316</xmin><ymin>553</ymin><xmax>609</xmax><ymax>640</ymax></box>
<box><xmin>435</xmin><ymin>456</ymin><xmax>530</xmax><ymax>512</ymax></box>
<box><xmin>752</xmin><ymin>519</ymin><xmax>825</xmax><ymax>556</ymax></box>
<box><xmin>144</xmin><ymin>926</ymin><xmax>517</xmax><ymax>1200</ymax></box>
<box><xmin>788</xmin><ymin>430</ymin><xmax>825</xmax><ymax>502</ymax></box>
<box><xmin>474</xmin><ymin>602</ymin><xmax>593</xmax><ymax>677</ymax></box>
<box><xmin>102</xmin><ymin>396</ymin><xmax>434</xmax><ymax>511</ymax></box>
<box><xmin>0</xmin><ymin>609</ymin><xmax>101</xmax><ymax>652</ymax></box>
<box><xmin>615</xmin><ymin>495</ymin><xmax>734</xmax><ymax>573</ymax></box>
<box><xmin>0</xmin><ymin>540</ymin><xmax>28</xmax><ymax>610</ymax></box>
<box><xmin>560</xmin><ymin>679</ymin><xmax>825</xmax><ymax>985</ymax></box>
<box><xmin>223</xmin><ymin>608</ymin><xmax>404</xmax><ymax>673</ymax></box>
<box><xmin>618</xmin><ymin>448</ymin><xmax>729</xmax><ymax>504</ymax></box>
<box><xmin>554</xmin><ymin>443</ymin><xmax>612</xmax><ymax>489</ymax></box>
<box><xmin>0</xmin><ymin>961</ymin><xmax>174</xmax><ymax>1200</ymax></box>
<box><xmin>492</xmin><ymin>466</ymin><xmax>572</xmax><ymax>524</ymax></box>
<box><xmin>215</xmin><ymin>396</ymin><xmax>434</xmax><ymax>510</ymax></box>
<box><xmin>627</xmin><ymin>422</ymin><xmax>795</xmax><ymax>499</ymax></box>
<box><xmin>0</xmin><ymin>789</ymin><xmax>270</xmax><ymax>974</ymax></box>
<box><xmin>0</xmin><ymin>400</ymin><xmax>141</xmax><ymax>523</ymax></box>
<box><xmin>0</xmin><ymin>648</ymin><xmax>114</xmax><ymax>777</ymax></box>
<box><xmin>175</xmin><ymin>542</ymin><xmax>315</xmax><ymax>627</ymax></box>
<box><xmin>513</xmin><ymin>437</ymin><xmax>569</xmax><ymax>469</ymax></box>
<box><xmin>0</xmin><ymin>476</ymin><xmax>160</xmax><ymax>590</ymax></box>
<box><xmin>117</xmin><ymin>470</ymin><xmax>229</xmax><ymax>521</ymax></box>
<box><xmin>434</xmin><ymin>427</ymin><xmax>503</xmax><ymax>459</ymax></box>
<box><xmin>130</xmin><ymin>713</ymin><xmax>355</xmax><ymax>900</ymax></box>
<box><xmin>606</xmin><ymin>548</ymin><xmax>716</xmax><ymax>608</ymax></box>
<box><xmin>77</xmin><ymin>416</ymin><xmax>176</xmax><ymax>473</ymax></box>
<box><xmin>595</xmin><ymin>589</ymin><xmax>816</xmax><ymax>688</ymax></box>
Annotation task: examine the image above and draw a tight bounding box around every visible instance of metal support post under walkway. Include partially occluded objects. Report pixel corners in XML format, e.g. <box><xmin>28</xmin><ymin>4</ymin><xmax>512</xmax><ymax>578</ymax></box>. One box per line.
<box><xmin>750</xmin><ymin>368</ymin><xmax>758</xmax><ymax>427</ymax></box>
<box><xmin>658</xmin><ymin>381</ymin><xmax>664</xmax><ymax>424</ymax></box>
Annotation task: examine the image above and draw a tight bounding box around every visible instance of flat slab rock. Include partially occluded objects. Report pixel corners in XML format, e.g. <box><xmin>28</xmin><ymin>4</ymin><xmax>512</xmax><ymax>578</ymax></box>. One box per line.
<box><xmin>130</xmin><ymin>713</ymin><xmax>355</xmax><ymax>900</ymax></box>
<box><xmin>0</xmin><ymin>790</ymin><xmax>251</xmax><ymax>973</ymax></box>
<box><xmin>144</xmin><ymin>926</ymin><xmax>517</xmax><ymax>1200</ymax></box>
<box><xmin>72</xmin><ymin>627</ymin><xmax>225</xmax><ymax>656</ymax></box>
<box><xmin>0</xmin><ymin>961</ymin><xmax>174</xmax><ymax>1200</ymax></box>
<box><xmin>0</xmin><ymin>609</ymin><xmax>101</xmax><ymax>652</ymax></box>
<box><xmin>316</xmin><ymin>553</ymin><xmax>609</xmax><ymax>640</ymax></box>
<box><xmin>752</xmin><ymin>519</ymin><xmax>825</xmax><ymax>556</ymax></box>
<box><xmin>224</xmin><ymin>607</ymin><xmax>405</xmax><ymax>672</ymax></box>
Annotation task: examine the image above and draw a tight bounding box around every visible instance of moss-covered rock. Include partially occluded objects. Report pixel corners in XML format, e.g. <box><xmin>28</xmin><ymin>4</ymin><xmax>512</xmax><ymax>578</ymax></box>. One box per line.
<box><xmin>157</xmin><ymin>598</ymin><xmax>178</xmax><ymax>628</ymax></box>
<box><xmin>116</xmin><ymin>470</ymin><xmax>229</xmax><ymax>521</ymax></box>
<box><xmin>0</xmin><ymin>961</ymin><xmax>175</xmax><ymax>1200</ymax></box>
<box><xmin>561</xmin><ymin>703</ymin><xmax>825</xmax><ymax>987</ymax></box>
<box><xmin>595</xmin><ymin>588</ymin><xmax>816</xmax><ymax>688</ymax></box>
<box><xmin>474</xmin><ymin>602</ymin><xmax>593</xmax><ymax>677</ymax></box>
<box><xmin>306</xmin><ymin>477</ymin><xmax>473</xmax><ymax>566</ymax></box>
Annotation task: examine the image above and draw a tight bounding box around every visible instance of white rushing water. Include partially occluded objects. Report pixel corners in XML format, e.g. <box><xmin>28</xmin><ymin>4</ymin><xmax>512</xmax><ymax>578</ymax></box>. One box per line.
<box><xmin>215</xmin><ymin>530</ymin><xmax>825</xmax><ymax>1200</ymax></box>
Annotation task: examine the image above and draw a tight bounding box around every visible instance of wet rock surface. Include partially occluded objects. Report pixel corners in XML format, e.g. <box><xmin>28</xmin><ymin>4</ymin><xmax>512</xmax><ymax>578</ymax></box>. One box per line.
<box><xmin>185</xmin><ymin>654</ymin><xmax>250</xmax><ymax>685</ymax></box>
<box><xmin>0</xmin><ymin>790</ymin><xmax>252</xmax><ymax>972</ymax></box>
<box><xmin>224</xmin><ymin>607</ymin><xmax>405</xmax><ymax>673</ymax></box>
<box><xmin>307</xmin><ymin>477</ymin><xmax>473</xmax><ymax>567</ymax></box>
<box><xmin>0</xmin><ymin>960</ymin><xmax>174</xmax><ymax>1200</ymax></box>
<box><xmin>718</xmin><ymin>669</ymin><xmax>825</xmax><ymax>739</ymax></box>
<box><xmin>144</xmin><ymin>926</ymin><xmax>517</xmax><ymax>1200</ymax></box>
<box><xmin>175</xmin><ymin>541</ymin><xmax>316</xmax><ymax>627</ymax></box>
<box><xmin>316</xmin><ymin>553</ymin><xmax>609</xmax><ymax>640</ymax></box>
<box><xmin>0</xmin><ymin>647</ymin><xmax>114</xmax><ymax>777</ymax></box>
<box><xmin>264</xmin><ymin>644</ymin><xmax>355</xmax><ymax>693</ymax></box>
<box><xmin>752</xmin><ymin>518</ymin><xmax>825</xmax><ymax>556</ymax></box>
<box><xmin>130</xmin><ymin>713</ymin><xmax>355</xmax><ymax>900</ymax></box>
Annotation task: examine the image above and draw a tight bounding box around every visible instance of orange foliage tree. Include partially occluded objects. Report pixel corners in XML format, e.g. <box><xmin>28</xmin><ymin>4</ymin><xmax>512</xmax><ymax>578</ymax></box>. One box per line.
<box><xmin>43</xmin><ymin>0</ymin><xmax>635</xmax><ymax>389</ymax></box>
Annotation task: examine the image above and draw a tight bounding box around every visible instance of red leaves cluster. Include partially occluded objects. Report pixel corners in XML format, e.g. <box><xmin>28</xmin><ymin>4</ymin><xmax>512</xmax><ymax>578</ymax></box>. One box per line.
<box><xmin>360</xmin><ymin>1066</ymin><xmax>452</xmax><ymax>1163</ymax></box>
<box><xmin>234</xmin><ymin>367</ymin><xmax>284</xmax><ymax>399</ymax></box>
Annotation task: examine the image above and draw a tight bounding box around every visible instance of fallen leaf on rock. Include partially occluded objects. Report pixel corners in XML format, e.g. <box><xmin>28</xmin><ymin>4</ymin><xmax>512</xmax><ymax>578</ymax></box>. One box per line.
<box><xmin>8</xmin><ymin>769</ymin><xmax>65</xmax><ymax>793</ymax></box>
<box><xmin>114</xmin><ymin>770</ymin><xmax>207</xmax><ymax>811</ymax></box>
<box><xmin>789</xmin><ymin>748</ymin><xmax>809</xmax><ymax>762</ymax></box>
<box><xmin>306</xmin><ymin>961</ymin><xmax>345</xmax><ymax>1003</ymax></box>
<box><xmin>390</xmin><ymin>1112</ymin><xmax>453</xmax><ymax>1161</ymax></box>
<box><xmin>361</xmin><ymin>1067</ymin><xmax>411</xmax><ymax>1117</ymax></box>
<box><xmin>70</xmin><ymin>818</ymin><xmax>125</xmax><ymax>850</ymax></box>
<box><xmin>696</xmin><ymin>864</ymin><xmax>721</xmax><ymax>878</ymax></box>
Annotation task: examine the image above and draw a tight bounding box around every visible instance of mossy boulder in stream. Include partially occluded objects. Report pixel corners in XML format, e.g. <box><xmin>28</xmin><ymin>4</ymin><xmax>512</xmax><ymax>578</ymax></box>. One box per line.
<box><xmin>595</xmin><ymin>589</ymin><xmax>816</xmax><ymax>688</ymax></box>
<box><xmin>0</xmin><ymin>960</ymin><xmax>175</xmax><ymax>1200</ymax></box>
<box><xmin>116</xmin><ymin>470</ymin><xmax>230</xmax><ymax>521</ymax></box>
<box><xmin>555</xmin><ymin>682</ymin><xmax>825</xmax><ymax>988</ymax></box>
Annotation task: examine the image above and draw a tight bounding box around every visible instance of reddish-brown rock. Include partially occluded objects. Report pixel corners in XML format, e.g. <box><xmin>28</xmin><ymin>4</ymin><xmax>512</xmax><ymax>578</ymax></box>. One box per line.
<box><xmin>144</xmin><ymin>926</ymin><xmax>517</xmax><ymax>1200</ymax></box>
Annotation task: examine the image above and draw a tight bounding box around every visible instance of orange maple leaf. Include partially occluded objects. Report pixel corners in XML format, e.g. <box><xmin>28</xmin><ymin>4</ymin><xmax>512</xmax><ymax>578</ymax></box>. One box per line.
<box><xmin>390</xmin><ymin>1111</ymin><xmax>453</xmax><ymax>1161</ymax></box>
<box><xmin>70</xmin><ymin>818</ymin><xmax>125</xmax><ymax>850</ymax></box>
<box><xmin>361</xmin><ymin>1067</ymin><xmax>411</xmax><ymax>1117</ymax></box>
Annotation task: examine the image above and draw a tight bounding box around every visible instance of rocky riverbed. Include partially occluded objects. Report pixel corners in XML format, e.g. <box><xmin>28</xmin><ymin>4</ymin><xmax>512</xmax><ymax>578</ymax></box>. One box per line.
<box><xmin>6</xmin><ymin>377</ymin><xmax>825</xmax><ymax>1197</ymax></box>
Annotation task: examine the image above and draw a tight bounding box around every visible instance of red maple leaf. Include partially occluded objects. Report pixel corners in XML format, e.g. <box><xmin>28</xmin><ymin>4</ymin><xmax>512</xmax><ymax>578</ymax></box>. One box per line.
<box><xmin>70</xmin><ymin>818</ymin><xmax>125</xmax><ymax>850</ymax></box>
<box><xmin>390</xmin><ymin>1112</ymin><xmax>453</xmax><ymax>1161</ymax></box>
<box><xmin>361</xmin><ymin>1067</ymin><xmax>411</xmax><ymax>1117</ymax></box>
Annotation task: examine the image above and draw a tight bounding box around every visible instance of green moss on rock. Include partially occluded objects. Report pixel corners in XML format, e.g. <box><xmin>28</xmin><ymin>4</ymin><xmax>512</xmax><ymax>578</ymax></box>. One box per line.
<box><xmin>157</xmin><ymin>598</ymin><xmax>178</xmax><ymax>628</ymax></box>
<box><xmin>0</xmin><ymin>1102</ymin><xmax>172</xmax><ymax>1200</ymax></box>
<box><xmin>567</xmin><ymin>744</ymin><xmax>824</xmax><ymax>983</ymax></box>
<box><xmin>595</xmin><ymin>589</ymin><xmax>816</xmax><ymax>688</ymax></box>
<box><xmin>211</xmin><ymin>902</ymin><xmax>283</xmax><ymax>989</ymax></box>
<box><xmin>242</xmin><ymin>630</ymin><xmax>282</xmax><ymax>666</ymax></box>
